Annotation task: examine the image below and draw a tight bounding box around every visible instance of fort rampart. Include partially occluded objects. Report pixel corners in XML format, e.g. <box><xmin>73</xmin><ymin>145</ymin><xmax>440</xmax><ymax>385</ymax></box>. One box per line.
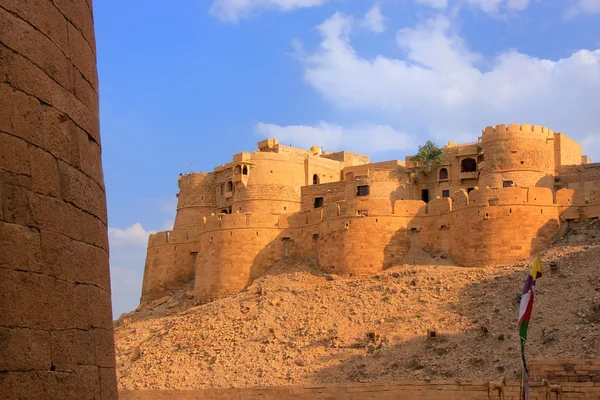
<box><xmin>141</xmin><ymin>185</ymin><xmax>600</xmax><ymax>303</ymax></box>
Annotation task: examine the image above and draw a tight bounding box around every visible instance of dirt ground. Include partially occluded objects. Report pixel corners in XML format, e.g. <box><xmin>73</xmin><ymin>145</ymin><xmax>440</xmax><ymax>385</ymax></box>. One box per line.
<box><xmin>114</xmin><ymin>221</ymin><xmax>600</xmax><ymax>390</ymax></box>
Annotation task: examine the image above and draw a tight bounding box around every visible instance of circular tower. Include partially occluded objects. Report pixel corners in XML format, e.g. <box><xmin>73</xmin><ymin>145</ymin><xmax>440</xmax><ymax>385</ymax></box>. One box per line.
<box><xmin>478</xmin><ymin>124</ymin><xmax>556</xmax><ymax>190</ymax></box>
<box><xmin>0</xmin><ymin>2</ymin><xmax>117</xmax><ymax>398</ymax></box>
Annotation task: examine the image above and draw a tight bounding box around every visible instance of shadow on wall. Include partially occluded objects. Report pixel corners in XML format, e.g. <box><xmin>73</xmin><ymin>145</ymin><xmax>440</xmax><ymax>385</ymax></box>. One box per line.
<box><xmin>312</xmin><ymin>244</ymin><xmax>599</xmax><ymax>387</ymax></box>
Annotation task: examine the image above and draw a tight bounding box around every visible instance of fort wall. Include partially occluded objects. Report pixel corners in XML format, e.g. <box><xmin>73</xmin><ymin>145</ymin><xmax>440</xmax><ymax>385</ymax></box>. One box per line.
<box><xmin>120</xmin><ymin>358</ymin><xmax>600</xmax><ymax>399</ymax></box>
<box><xmin>0</xmin><ymin>1</ymin><xmax>117</xmax><ymax>398</ymax></box>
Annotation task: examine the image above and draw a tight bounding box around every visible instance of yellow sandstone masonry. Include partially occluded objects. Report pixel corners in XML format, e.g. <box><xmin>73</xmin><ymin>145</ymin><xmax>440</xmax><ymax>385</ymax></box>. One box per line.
<box><xmin>141</xmin><ymin>127</ymin><xmax>600</xmax><ymax>304</ymax></box>
<box><xmin>0</xmin><ymin>0</ymin><xmax>118</xmax><ymax>398</ymax></box>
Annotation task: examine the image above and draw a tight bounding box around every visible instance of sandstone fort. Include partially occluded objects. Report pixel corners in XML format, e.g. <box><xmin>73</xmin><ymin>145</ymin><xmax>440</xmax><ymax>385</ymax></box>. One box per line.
<box><xmin>141</xmin><ymin>125</ymin><xmax>600</xmax><ymax>304</ymax></box>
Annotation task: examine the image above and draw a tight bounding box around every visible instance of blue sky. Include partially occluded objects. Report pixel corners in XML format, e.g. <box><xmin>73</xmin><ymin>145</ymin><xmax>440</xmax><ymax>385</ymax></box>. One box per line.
<box><xmin>95</xmin><ymin>0</ymin><xmax>600</xmax><ymax>318</ymax></box>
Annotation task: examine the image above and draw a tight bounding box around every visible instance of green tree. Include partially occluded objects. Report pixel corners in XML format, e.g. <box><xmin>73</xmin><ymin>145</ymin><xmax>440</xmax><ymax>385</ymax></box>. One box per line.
<box><xmin>411</xmin><ymin>141</ymin><xmax>443</xmax><ymax>176</ymax></box>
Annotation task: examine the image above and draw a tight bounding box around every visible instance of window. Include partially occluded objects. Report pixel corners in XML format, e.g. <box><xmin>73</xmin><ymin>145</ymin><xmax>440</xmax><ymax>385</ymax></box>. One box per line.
<box><xmin>314</xmin><ymin>197</ymin><xmax>324</xmax><ymax>208</ymax></box>
<box><xmin>313</xmin><ymin>174</ymin><xmax>320</xmax><ymax>185</ymax></box>
<box><xmin>220</xmin><ymin>183</ymin><xmax>225</xmax><ymax>196</ymax></box>
<box><xmin>442</xmin><ymin>190</ymin><xmax>450</xmax><ymax>198</ymax></box>
<box><xmin>461</xmin><ymin>158</ymin><xmax>477</xmax><ymax>173</ymax></box>
<box><xmin>357</xmin><ymin>185</ymin><xmax>369</xmax><ymax>196</ymax></box>
<box><xmin>421</xmin><ymin>189</ymin><xmax>430</xmax><ymax>203</ymax></box>
<box><xmin>242</xmin><ymin>165</ymin><xmax>248</xmax><ymax>175</ymax></box>
<box><xmin>439</xmin><ymin>168</ymin><xmax>449</xmax><ymax>180</ymax></box>
<box><xmin>503</xmin><ymin>180</ymin><xmax>514</xmax><ymax>188</ymax></box>
<box><xmin>226</xmin><ymin>181</ymin><xmax>233</xmax><ymax>192</ymax></box>
<box><xmin>467</xmin><ymin>187</ymin><xmax>474</xmax><ymax>193</ymax></box>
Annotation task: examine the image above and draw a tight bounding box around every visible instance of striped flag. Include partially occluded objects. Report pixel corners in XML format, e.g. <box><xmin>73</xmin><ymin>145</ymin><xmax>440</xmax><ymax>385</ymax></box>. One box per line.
<box><xmin>518</xmin><ymin>254</ymin><xmax>543</xmax><ymax>400</ymax></box>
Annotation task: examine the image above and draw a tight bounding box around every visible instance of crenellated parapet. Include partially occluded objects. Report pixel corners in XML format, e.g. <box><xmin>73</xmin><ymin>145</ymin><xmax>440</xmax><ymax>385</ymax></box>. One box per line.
<box><xmin>481</xmin><ymin>123</ymin><xmax>555</xmax><ymax>139</ymax></box>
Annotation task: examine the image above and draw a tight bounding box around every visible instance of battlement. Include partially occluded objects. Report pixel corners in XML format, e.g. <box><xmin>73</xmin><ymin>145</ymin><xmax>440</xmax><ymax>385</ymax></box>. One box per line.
<box><xmin>481</xmin><ymin>123</ymin><xmax>554</xmax><ymax>138</ymax></box>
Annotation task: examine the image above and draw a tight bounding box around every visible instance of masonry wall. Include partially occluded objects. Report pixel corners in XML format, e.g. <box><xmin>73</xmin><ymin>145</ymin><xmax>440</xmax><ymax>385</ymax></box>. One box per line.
<box><xmin>0</xmin><ymin>1</ymin><xmax>117</xmax><ymax>398</ymax></box>
<box><xmin>554</xmin><ymin>133</ymin><xmax>583</xmax><ymax>170</ymax></box>
<box><xmin>173</xmin><ymin>172</ymin><xmax>216</xmax><ymax>232</ymax></box>
<box><xmin>194</xmin><ymin>213</ymin><xmax>285</xmax><ymax>302</ymax></box>
<box><xmin>141</xmin><ymin>231</ymin><xmax>199</xmax><ymax>302</ymax></box>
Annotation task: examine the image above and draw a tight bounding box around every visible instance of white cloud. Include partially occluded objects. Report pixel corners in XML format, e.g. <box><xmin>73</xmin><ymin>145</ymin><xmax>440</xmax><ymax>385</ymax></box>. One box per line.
<box><xmin>566</xmin><ymin>0</ymin><xmax>600</xmax><ymax>17</ymax></box>
<box><xmin>415</xmin><ymin>0</ymin><xmax>448</xmax><ymax>9</ymax></box>
<box><xmin>210</xmin><ymin>0</ymin><xmax>328</xmax><ymax>22</ymax></box>
<box><xmin>256</xmin><ymin>121</ymin><xmax>415</xmax><ymax>153</ymax></box>
<box><xmin>108</xmin><ymin>222</ymin><xmax>156</xmax><ymax>318</ymax></box>
<box><xmin>108</xmin><ymin>222</ymin><xmax>155</xmax><ymax>246</ymax></box>
<box><xmin>361</xmin><ymin>4</ymin><xmax>385</xmax><ymax>33</ymax></box>
<box><xmin>464</xmin><ymin>0</ymin><xmax>529</xmax><ymax>13</ymax></box>
<box><xmin>296</xmin><ymin>13</ymin><xmax>600</xmax><ymax>162</ymax></box>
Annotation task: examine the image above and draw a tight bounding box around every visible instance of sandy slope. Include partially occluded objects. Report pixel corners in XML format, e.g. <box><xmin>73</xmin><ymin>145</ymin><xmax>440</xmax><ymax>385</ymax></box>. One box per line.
<box><xmin>114</xmin><ymin>222</ymin><xmax>600</xmax><ymax>390</ymax></box>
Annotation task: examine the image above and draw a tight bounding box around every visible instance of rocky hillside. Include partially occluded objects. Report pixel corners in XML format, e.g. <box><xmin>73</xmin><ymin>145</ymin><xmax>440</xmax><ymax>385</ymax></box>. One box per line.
<box><xmin>114</xmin><ymin>222</ymin><xmax>600</xmax><ymax>390</ymax></box>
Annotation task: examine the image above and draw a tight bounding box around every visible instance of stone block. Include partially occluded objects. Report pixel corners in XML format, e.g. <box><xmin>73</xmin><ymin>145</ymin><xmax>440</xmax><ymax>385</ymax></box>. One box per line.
<box><xmin>58</xmin><ymin>160</ymin><xmax>107</xmax><ymax>223</ymax></box>
<box><xmin>0</xmin><ymin>0</ymin><xmax>69</xmax><ymax>55</ymax></box>
<box><xmin>0</xmin><ymin>221</ymin><xmax>42</xmax><ymax>272</ymax></box>
<box><xmin>71</xmin><ymin>63</ymin><xmax>98</xmax><ymax>112</ymax></box>
<box><xmin>99</xmin><ymin>367</ymin><xmax>119</xmax><ymax>400</ymax></box>
<box><xmin>51</xmin><ymin>329</ymin><xmax>95</xmax><ymax>372</ymax></box>
<box><xmin>2</xmin><ymin>184</ymin><xmax>32</xmax><ymax>225</ymax></box>
<box><xmin>42</xmin><ymin>105</ymin><xmax>74</xmax><ymax>163</ymax></box>
<box><xmin>67</xmin><ymin>22</ymin><xmax>97</xmax><ymax>90</ymax></box>
<box><xmin>40</xmin><ymin>230</ymin><xmax>110</xmax><ymax>290</ymax></box>
<box><xmin>0</xmin><ymin>326</ymin><xmax>51</xmax><ymax>371</ymax></box>
<box><xmin>50</xmin><ymin>78</ymin><xmax>100</xmax><ymax>144</ymax></box>
<box><xmin>53</xmin><ymin>0</ymin><xmax>96</xmax><ymax>56</ymax></box>
<box><xmin>87</xmin><ymin>285</ymin><xmax>114</xmax><ymax>330</ymax></box>
<box><xmin>0</xmin><ymin>83</ymin><xmax>45</xmax><ymax>148</ymax></box>
<box><xmin>93</xmin><ymin>328</ymin><xmax>116</xmax><ymax>368</ymax></box>
<box><xmin>28</xmin><ymin>191</ymin><xmax>108</xmax><ymax>249</ymax></box>
<box><xmin>0</xmin><ymin>7</ymin><xmax>71</xmax><ymax>91</ymax></box>
<box><xmin>0</xmin><ymin>131</ymin><xmax>30</xmax><ymax>176</ymax></box>
<box><xmin>30</xmin><ymin>145</ymin><xmax>59</xmax><ymax>197</ymax></box>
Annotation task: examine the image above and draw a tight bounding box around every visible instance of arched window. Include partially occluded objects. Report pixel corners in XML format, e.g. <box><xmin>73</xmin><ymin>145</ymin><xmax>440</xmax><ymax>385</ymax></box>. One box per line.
<box><xmin>242</xmin><ymin>165</ymin><xmax>248</xmax><ymax>175</ymax></box>
<box><xmin>313</xmin><ymin>174</ymin><xmax>320</xmax><ymax>185</ymax></box>
<box><xmin>439</xmin><ymin>168</ymin><xmax>448</xmax><ymax>180</ymax></box>
<box><xmin>226</xmin><ymin>181</ymin><xmax>233</xmax><ymax>192</ymax></box>
<box><xmin>461</xmin><ymin>158</ymin><xmax>477</xmax><ymax>173</ymax></box>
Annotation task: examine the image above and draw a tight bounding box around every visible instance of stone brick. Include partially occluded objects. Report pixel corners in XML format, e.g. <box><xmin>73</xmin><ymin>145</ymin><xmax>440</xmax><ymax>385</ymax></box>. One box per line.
<box><xmin>93</xmin><ymin>328</ymin><xmax>116</xmax><ymax>368</ymax></box>
<box><xmin>2</xmin><ymin>184</ymin><xmax>32</xmax><ymax>225</ymax></box>
<box><xmin>0</xmin><ymin>7</ymin><xmax>72</xmax><ymax>91</ymax></box>
<box><xmin>50</xmin><ymin>77</ymin><xmax>100</xmax><ymax>144</ymax></box>
<box><xmin>66</xmin><ymin>22</ymin><xmax>97</xmax><ymax>90</ymax></box>
<box><xmin>71</xmin><ymin>62</ymin><xmax>98</xmax><ymax>112</ymax></box>
<box><xmin>87</xmin><ymin>285</ymin><xmax>114</xmax><ymax>330</ymax></box>
<box><xmin>42</xmin><ymin>105</ymin><xmax>75</xmax><ymax>164</ymax></box>
<box><xmin>99</xmin><ymin>367</ymin><xmax>119</xmax><ymax>400</ymax></box>
<box><xmin>0</xmin><ymin>327</ymin><xmax>51</xmax><ymax>371</ymax></box>
<box><xmin>40</xmin><ymin>230</ymin><xmax>110</xmax><ymax>290</ymax></box>
<box><xmin>29</xmin><ymin>145</ymin><xmax>59</xmax><ymax>197</ymax></box>
<box><xmin>0</xmin><ymin>43</ymin><xmax>53</xmax><ymax>105</ymax></box>
<box><xmin>53</xmin><ymin>0</ymin><xmax>96</xmax><ymax>57</ymax></box>
<box><xmin>28</xmin><ymin>191</ymin><xmax>108</xmax><ymax>249</ymax></box>
<box><xmin>58</xmin><ymin>160</ymin><xmax>107</xmax><ymax>223</ymax></box>
<box><xmin>76</xmin><ymin>126</ymin><xmax>105</xmax><ymax>187</ymax></box>
<box><xmin>51</xmin><ymin>329</ymin><xmax>95</xmax><ymax>372</ymax></box>
<box><xmin>0</xmin><ymin>169</ymin><xmax>32</xmax><ymax>189</ymax></box>
<box><xmin>0</xmin><ymin>0</ymin><xmax>70</xmax><ymax>55</ymax></box>
<box><xmin>0</xmin><ymin>83</ymin><xmax>45</xmax><ymax>148</ymax></box>
<box><xmin>0</xmin><ymin>132</ymin><xmax>30</xmax><ymax>176</ymax></box>
<box><xmin>0</xmin><ymin>220</ymin><xmax>42</xmax><ymax>272</ymax></box>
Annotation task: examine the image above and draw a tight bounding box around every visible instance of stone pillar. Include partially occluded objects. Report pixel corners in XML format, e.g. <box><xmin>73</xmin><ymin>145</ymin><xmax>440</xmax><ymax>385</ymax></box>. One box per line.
<box><xmin>0</xmin><ymin>1</ymin><xmax>117</xmax><ymax>399</ymax></box>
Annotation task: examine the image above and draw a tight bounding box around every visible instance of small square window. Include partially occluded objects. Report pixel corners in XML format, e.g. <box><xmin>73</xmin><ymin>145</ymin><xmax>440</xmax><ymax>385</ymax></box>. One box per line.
<box><xmin>442</xmin><ymin>190</ymin><xmax>450</xmax><ymax>198</ymax></box>
<box><xmin>357</xmin><ymin>185</ymin><xmax>369</xmax><ymax>196</ymax></box>
<box><xmin>503</xmin><ymin>180</ymin><xmax>514</xmax><ymax>188</ymax></box>
<box><xmin>314</xmin><ymin>197</ymin><xmax>324</xmax><ymax>208</ymax></box>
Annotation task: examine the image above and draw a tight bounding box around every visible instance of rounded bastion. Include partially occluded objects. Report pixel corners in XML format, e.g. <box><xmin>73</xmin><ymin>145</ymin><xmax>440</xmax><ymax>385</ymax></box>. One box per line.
<box><xmin>478</xmin><ymin>124</ymin><xmax>556</xmax><ymax>189</ymax></box>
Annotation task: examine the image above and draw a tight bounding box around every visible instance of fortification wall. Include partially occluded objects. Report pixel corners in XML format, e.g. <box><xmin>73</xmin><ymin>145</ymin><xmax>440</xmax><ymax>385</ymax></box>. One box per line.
<box><xmin>173</xmin><ymin>172</ymin><xmax>216</xmax><ymax>232</ymax></box>
<box><xmin>119</xmin><ymin>358</ymin><xmax>600</xmax><ymax>400</ymax></box>
<box><xmin>0</xmin><ymin>1</ymin><xmax>117</xmax><ymax>398</ymax></box>
<box><xmin>554</xmin><ymin>133</ymin><xmax>583</xmax><ymax>169</ymax></box>
<box><xmin>194</xmin><ymin>213</ymin><xmax>285</xmax><ymax>302</ymax></box>
<box><xmin>479</xmin><ymin>124</ymin><xmax>556</xmax><ymax>189</ymax></box>
<box><xmin>233</xmin><ymin>184</ymin><xmax>301</xmax><ymax>214</ymax></box>
<box><xmin>141</xmin><ymin>231</ymin><xmax>199</xmax><ymax>302</ymax></box>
